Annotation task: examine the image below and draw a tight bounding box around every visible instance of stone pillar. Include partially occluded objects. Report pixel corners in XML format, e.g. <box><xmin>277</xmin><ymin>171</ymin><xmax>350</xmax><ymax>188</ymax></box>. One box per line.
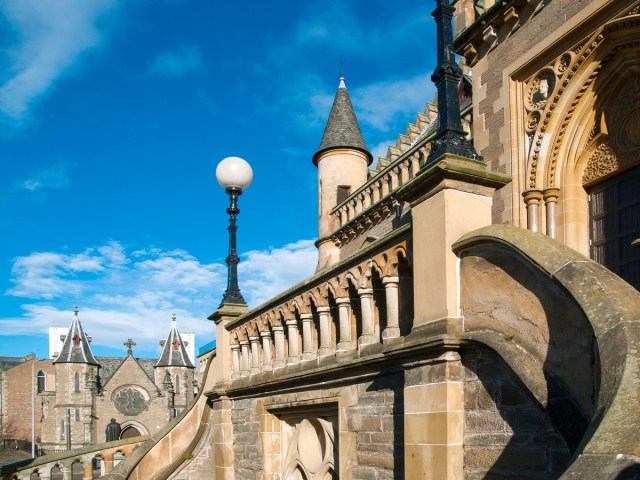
<box><xmin>249</xmin><ymin>336</ymin><xmax>261</xmax><ymax>374</ymax></box>
<box><xmin>83</xmin><ymin>463</ymin><xmax>93</xmax><ymax>480</ymax></box>
<box><xmin>286</xmin><ymin>320</ymin><xmax>300</xmax><ymax>363</ymax></box>
<box><xmin>103</xmin><ymin>452</ymin><xmax>114</xmax><ymax>474</ymax></box>
<box><xmin>300</xmin><ymin>313</ymin><xmax>315</xmax><ymax>360</ymax></box>
<box><xmin>336</xmin><ymin>298</ymin><xmax>353</xmax><ymax>351</ymax></box>
<box><xmin>61</xmin><ymin>464</ymin><xmax>73</xmax><ymax>480</ymax></box>
<box><xmin>523</xmin><ymin>189</ymin><xmax>543</xmax><ymax>233</ymax></box>
<box><xmin>382</xmin><ymin>276</ymin><xmax>400</xmax><ymax>340</ymax></box>
<box><xmin>212</xmin><ymin>396</ymin><xmax>234</xmax><ymax>480</ymax></box>
<box><xmin>543</xmin><ymin>187</ymin><xmax>560</xmax><ymax>239</ymax></box>
<box><xmin>240</xmin><ymin>341</ymin><xmax>250</xmax><ymax>376</ymax></box>
<box><xmin>404</xmin><ymin>351</ymin><xmax>464</xmax><ymax>480</ymax></box>
<box><xmin>317</xmin><ymin>306</ymin><xmax>333</xmax><ymax>356</ymax></box>
<box><xmin>261</xmin><ymin>331</ymin><xmax>273</xmax><ymax>371</ymax></box>
<box><xmin>272</xmin><ymin>326</ymin><xmax>286</xmax><ymax>368</ymax></box>
<box><xmin>231</xmin><ymin>344</ymin><xmax>241</xmax><ymax>379</ymax></box>
<box><xmin>208</xmin><ymin>302</ymin><xmax>249</xmax><ymax>387</ymax></box>
<box><xmin>357</xmin><ymin>288</ymin><xmax>376</xmax><ymax>346</ymax></box>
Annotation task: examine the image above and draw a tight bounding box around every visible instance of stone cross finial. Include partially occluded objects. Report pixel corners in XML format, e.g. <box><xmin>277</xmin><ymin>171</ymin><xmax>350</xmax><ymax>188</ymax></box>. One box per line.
<box><xmin>124</xmin><ymin>338</ymin><xmax>136</xmax><ymax>355</ymax></box>
<box><xmin>172</xmin><ymin>313</ymin><xmax>176</xmax><ymax>322</ymax></box>
<box><xmin>74</xmin><ymin>305</ymin><xmax>79</xmax><ymax>315</ymax></box>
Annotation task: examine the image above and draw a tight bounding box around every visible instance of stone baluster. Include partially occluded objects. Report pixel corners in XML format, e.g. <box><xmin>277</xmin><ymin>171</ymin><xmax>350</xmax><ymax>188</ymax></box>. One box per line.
<box><xmin>272</xmin><ymin>326</ymin><xmax>286</xmax><ymax>368</ymax></box>
<box><xmin>317</xmin><ymin>306</ymin><xmax>333</xmax><ymax>356</ymax></box>
<box><xmin>249</xmin><ymin>336</ymin><xmax>261</xmax><ymax>374</ymax></box>
<box><xmin>300</xmin><ymin>313</ymin><xmax>315</xmax><ymax>360</ymax></box>
<box><xmin>391</xmin><ymin>169</ymin><xmax>399</xmax><ymax>191</ymax></box>
<box><xmin>83</xmin><ymin>462</ymin><xmax>93</xmax><ymax>480</ymax></box>
<box><xmin>286</xmin><ymin>320</ymin><xmax>300</xmax><ymax>363</ymax></box>
<box><xmin>523</xmin><ymin>189</ymin><xmax>543</xmax><ymax>233</ymax></box>
<box><xmin>373</xmin><ymin>182</ymin><xmax>381</xmax><ymax>203</ymax></box>
<box><xmin>401</xmin><ymin>163</ymin><xmax>410</xmax><ymax>185</ymax></box>
<box><xmin>231</xmin><ymin>344</ymin><xmax>241</xmax><ymax>379</ymax></box>
<box><xmin>61</xmin><ymin>465</ymin><xmax>73</xmax><ymax>480</ymax></box>
<box><xmin>240</xmin><ymin>340</ymin><xmax>250</xmax><ymax>376</ymax></box>
<box><xmin>382</xmin><ymin>276</ymin><xmax>401</xmax><ymax>340</ymax></box>
<box><xmin>382</xmin><ymin>176</ymin><xmax>390</xmax><ymax>197</ymax></box>
<box><xmin>261</xmin><ymin>330</ymin><xmax>273</xmax><ymax>371</ymax></box>
<box><xmin>336</xmin><ymin>298</ymin><xmax>353</xmax><ymax>351</ymax></box>
<box><xmin>543</xmin><ymin>187</ymin><xmax>560</xmax><ymax>239</ymax></box>
<box><xmin>358</xmin><ymin>288</ymin><xmax>377</xmax><ymax>346</ymax></box>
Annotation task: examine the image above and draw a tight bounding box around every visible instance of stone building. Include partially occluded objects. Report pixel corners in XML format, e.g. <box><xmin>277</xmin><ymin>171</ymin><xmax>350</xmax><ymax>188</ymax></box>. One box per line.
<box><xmin>1</xmin><ymin>309</ymin><xmax>195</xmax><ymax>454</ymax></box>
<box><xmin>3</xmin><ymin>0</ymin><xmax>639</xmax><ymax>478</ymax></box>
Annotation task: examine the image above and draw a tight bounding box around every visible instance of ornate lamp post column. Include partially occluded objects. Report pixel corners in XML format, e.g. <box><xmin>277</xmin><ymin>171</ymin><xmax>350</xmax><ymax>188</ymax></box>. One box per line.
<box><xmin>427</xmin><ymin>0</ymin><xmax>481</xmax><ymax>164</ymax></box>
<box><xmin>215</xmin><ymin>156</ymin><xmax>254</xmax><ymax>305</ymax></box>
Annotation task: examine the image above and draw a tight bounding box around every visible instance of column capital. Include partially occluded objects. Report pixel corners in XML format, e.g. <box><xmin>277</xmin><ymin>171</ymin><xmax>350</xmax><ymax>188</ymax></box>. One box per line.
<box><xmin>543</xmin><ymin>187</ymin><xmax>560</xmax><ymax>202</ymax></box>
<box><xmin>239</xmin><ymin>340</ymin><xmax>250</xmax><ymax>346</ymax></box>
<box><xmin>357</xmin><ymin>288</ymin><xmax>374</xmax><ymax>296</ymax></box>
<box><xmin>272</xmin><ymin>325</ymin><xmax>284</xmax><ymax>333</ymax></box>
<box><xmin>249</xmin><ymin>336</ymin><xmax>260</xmax><ymax>343</ymax></box>
<box><xmin>285</xmin><ymin>319</ymin><xmax>298</xmax><ymax>327</ymax></box>
<box><xmin>382</xmin><ymin>276</ymin><xmax>400</xmax><ymax>285</ymax></box>
<box><xmin>260</xmin><ymin>330</ymin><xmax>272</xmax><ymax>339</ymax></box>
<box><xmin>523</xmin><ymin>189</ymin><xmax>544</xmax><ymax>205</ymax></box>
<box><xmin>335</xmin><ymin>297</ymin><xmax>351</xmax><ymax>306</ymax></box>
<box><xmin>300</xmin><ymin>313</ymin><xmax>314</xmax><ymax>321</ymax></box>
<box><xmin>316</xmin><ymin>306</ymin><xmax>331</xmax><ymax>313</ymax></box>
<box><xmin>230</xmin><ymin>343</ymin><xmax>241</xmax><ymax>351</ymax></box>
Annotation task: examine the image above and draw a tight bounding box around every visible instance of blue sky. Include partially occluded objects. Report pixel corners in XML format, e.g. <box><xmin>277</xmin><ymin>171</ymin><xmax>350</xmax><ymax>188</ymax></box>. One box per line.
<box><xmin>0</xmin><ymin>0</ymin><xmax>437</xmax><ymax>360</ymax></box>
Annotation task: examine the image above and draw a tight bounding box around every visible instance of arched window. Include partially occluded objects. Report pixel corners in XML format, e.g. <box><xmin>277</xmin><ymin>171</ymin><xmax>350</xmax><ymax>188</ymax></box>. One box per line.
<box><xmin>175</xmin><ymin>374</ymin><xmax>180</xmax><ymax>394</ymax></box>
<box><xmin>37</xmin><ymin>370</ymin><xmax>45</xmax><ymax>393</ymax></box>
<box><xmin>74</xmin><ymin>372</ymin><xmax>80</xmax><ymax>392</ymax></box>
<box><xmin>75</xmin><ymin>409</ymin><xmax>80</xmax><ymax>421</ymax></box>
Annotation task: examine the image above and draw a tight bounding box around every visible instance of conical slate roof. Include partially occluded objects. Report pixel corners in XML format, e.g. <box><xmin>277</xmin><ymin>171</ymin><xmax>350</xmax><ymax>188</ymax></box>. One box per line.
<box><xmin>312</xmin><ymin>77</ymin><xmax>373</xmax><ymax>166</ymax></box>
<box><xmin>54</xmin><ymin>307</ymin><xmax>99</xmax><ymax>366</ymax></box>
<box><xmin>155</xmin><ymin>317</ymin><xmax>194</xmax><ymax>369</ymax></box>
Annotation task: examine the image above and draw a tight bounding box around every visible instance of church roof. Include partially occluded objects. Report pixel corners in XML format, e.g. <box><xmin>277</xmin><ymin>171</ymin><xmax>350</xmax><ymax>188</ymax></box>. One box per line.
<box><xmin>312</xmin><ymin>77</ymin><xmax>373</xmax><ymax>166</ymax></box>
<box><xmin>53</xmin><ymin>308</ymin><xmax>99</xmax><ymax>366</ymax></box>
<box><xmin>155</xmin><ymin>317</ymin><xmax>194</xmax><ymax>369</ymax></box>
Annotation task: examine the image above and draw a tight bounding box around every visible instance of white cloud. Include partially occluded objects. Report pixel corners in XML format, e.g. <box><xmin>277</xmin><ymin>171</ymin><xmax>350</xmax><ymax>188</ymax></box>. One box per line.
<box><xmin>0</xmin><ymin>0</ymin><xmax>119</xmax><ymax>123</ymax></box>
<box><xmin>148</xmin><ymin>46</ymin><xmax>204</xmax><ymax>77</ymax></box>
<box><xmin>13</xmin><ymin>162</ymin><xmax>72</xmax><ymax>192</ymax></box>
<box><xmin>1</xmin><ymin>239</ymin><xmax>317</xmax><ymax>353</ymax></box>
<box><xmin>370</xmin><ymin>139</ymin><xmax>395</xmax><ymax>165</ymax></box>
<box><xmin>351</xmin><ymin>75</ymin><xmax>432</xmax><ymax>132</ymax></box>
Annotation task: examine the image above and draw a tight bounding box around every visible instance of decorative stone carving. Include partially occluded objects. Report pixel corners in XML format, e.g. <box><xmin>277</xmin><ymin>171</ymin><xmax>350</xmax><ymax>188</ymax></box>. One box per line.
<box><xmin>112</xmin><ymin>386</ymin><xmax>149</xmax><ymax>416</ymax></box>
<box><xmin>582</xmin><ymin>143</ymin><xmax>619</xmax><ymax>185</ymax></box>
<box><xmin>282</xmin><ymin>417</ymin><xmax>337</xmax><ymax>480</ymax></box>
<box><xmin>556</xmin><ymin>53</ymin><xmax>572</xmax><ymax>75</ymax></box>
<box><xmin>526</xmin><ymin>69</ymin><xmax>556</xmax><ymax>111</ymax></box>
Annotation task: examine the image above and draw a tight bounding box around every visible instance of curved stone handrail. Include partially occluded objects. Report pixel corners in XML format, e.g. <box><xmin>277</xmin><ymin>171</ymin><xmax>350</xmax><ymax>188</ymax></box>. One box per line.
<box><xmin>102</xmin><ymin>350</ymin><xmax>215</xmax><ymax>480</ymax></box>
<box><xmin>453</xmin><ymin>224</ymin><xmax>640</xmax><ymax>477</ymax></box>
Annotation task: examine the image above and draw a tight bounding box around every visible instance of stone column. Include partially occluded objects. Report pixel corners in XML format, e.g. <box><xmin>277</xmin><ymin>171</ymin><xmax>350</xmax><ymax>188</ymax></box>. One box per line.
<box><xmin>83</xmin><ymin>463</ymin><xmax>93</xmax><ymax>480</ymax></box>
<box><xmin>286</xmin><ymin>320</ymin><xmax>300</xmax><ymax>363</ymax></box>
<box><xmin>272</xmin><ymin>326</ymin><xmax>286</xmax><ymax>368</ymax></box>
<box><xmin>61</xmin><ymin>464</ymin><xmax>73</xmax><ymax>480</ymax></box>
<box><xmin>231</xmin><ymin>344</ymin><xmax>241</xmax><ymax>379</ymax></box>
<box><xmin>261</xmin><ymin>331</ymin><xmax>272</xmax><ymax>371</ymax></box>
<box><xmin>357</xmin><ymin>288</ymin><xmax>376</xmax><ymax>346</ymax></box>
<box><xmin>543</xmin><ymin>187</ymin><xmax>560</xmax><ymax>239</ymax></box>
<box><xmin>239</xmin><ymin>340</ymin><xmax>250</xmax><ymax>376</ymax></box>
<box><xmin>249</xmin><ymin>336</ymin><xmax>261</xmax><ymax>375</ymax></box>
<box><xmin>382</xmin><ymin>276</ymin><xmax>400</xmax><ymax>340</ymax></box>
<box><xmin>404</xmin><ymin>351</ymin><xmax>464</xmax><ymax>480</ymax></box>
<box><xmin>103</xmin><ymin>452</ymin><xmax>114</xmax><ymax>474</ymax></box>
<box><xmin>336</xmin><ymin>298</ymin><xmax>353</xmax><ymax>351</ymax></box>
<box><xmin>300</xmin><ymin>313</ymin><xmax>315</xmax><ymax>360</ymax></box>
<box><xmin>317</xmin><ymin>306</ymin><xmax>333</xmax><ymax>356</ymax></box>
<box><xmin>523</xmin><ymin>189</ymin><xmax>543</xmax><ymax>233</ymax></box>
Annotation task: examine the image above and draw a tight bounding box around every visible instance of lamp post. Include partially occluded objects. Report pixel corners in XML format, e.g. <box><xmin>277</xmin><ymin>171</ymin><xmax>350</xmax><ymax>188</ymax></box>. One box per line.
<box><xmin>215</xmin><ymin>156</ymin><xmax>253</xmax><ymax>306</ymax></box>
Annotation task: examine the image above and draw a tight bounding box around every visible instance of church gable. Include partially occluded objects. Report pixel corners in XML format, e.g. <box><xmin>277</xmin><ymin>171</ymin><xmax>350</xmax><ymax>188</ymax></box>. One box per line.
<box><xmin>100</xmin><ymin>355</ymin><xmax>160</xmax><ymax>396</ymax></box>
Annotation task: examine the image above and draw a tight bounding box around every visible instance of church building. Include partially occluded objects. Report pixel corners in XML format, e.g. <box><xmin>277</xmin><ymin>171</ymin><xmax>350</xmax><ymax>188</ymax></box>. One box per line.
<box><xmin>1</xmin><ymin>309</ymin><xmax>195</xmax><ymax>454</ymax></box>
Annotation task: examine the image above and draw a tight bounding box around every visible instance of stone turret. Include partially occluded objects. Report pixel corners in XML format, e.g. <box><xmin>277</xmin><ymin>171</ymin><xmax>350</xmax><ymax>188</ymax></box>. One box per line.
<box><xmin>155</xmin><ymin>315</ymin><xmax>195</xmax><ymax>414</ymax></box>
<box><xmin>313</xmin><ymin>77</ymin><xmax>372</xmax><ymax>271</ymax></box>
<box><xmin>48</xmin><ymin>307</ymin><xmax>99</xmax><ymax>449</ymax></box>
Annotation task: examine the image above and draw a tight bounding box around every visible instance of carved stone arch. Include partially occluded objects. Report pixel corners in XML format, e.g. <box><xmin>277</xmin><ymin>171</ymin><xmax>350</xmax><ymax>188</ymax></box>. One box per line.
<box><xmin>231</xmin><ymin>331</ymin><xmax>240</xmax><ymax>345</ymax></box>
<box><xmin>291</xmin><ymin>296</ymin><xmax>310</xmax><ymax>315</ymax></box>
<box><xmin>328</xmin><ymin>276</ymin><xmax>347</xmax><ymax>298</ymax></box>
<box><xmin>236</xmin><ymin>327</ymin><xmax>249</xmax><ymax>343</ymax></box>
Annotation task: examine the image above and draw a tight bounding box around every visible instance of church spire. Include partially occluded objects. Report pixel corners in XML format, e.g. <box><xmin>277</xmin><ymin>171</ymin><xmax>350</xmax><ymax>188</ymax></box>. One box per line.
<box><xmin>312</xmin><ymin>77</ymin><xmax>373</xmax><ymax>166</ymax></box>
<box><xmin>155</xmin><ymin>315</ymin><xmax>194</xmax><ymax>368</ymax></box>
<box><xmin>54</xmin><ymin>306</ymin><xmax>99</xmax><ymax>365</ymax></box>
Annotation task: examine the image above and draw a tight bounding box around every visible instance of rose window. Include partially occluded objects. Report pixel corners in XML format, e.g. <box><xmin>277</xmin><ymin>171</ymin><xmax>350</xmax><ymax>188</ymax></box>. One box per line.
<box><xmin>113</xmin><ymin>387</ymin><xmax>148</xmax><ymax>416</ymax></box>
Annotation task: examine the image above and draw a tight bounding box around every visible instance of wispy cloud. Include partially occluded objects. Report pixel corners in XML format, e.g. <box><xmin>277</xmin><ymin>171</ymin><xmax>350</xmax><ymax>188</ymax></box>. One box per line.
<box><xmin>2</xmin><ymin>239</ymin><xmax>317</xmax><ymax>352</ymax></box>
<box><xmin>12</xmin><ymin>163</ymin><xmax>72</xmax><ymax>192</ymax></box>
<box><xmin>148</xmin><ymin>46</ymin><xmax>204</xmax><ymax>77</ymax></box>
<box><xmin>0</xmin><ymin>0</ymin><xmax>119</xmax><ymax>124</ymax></box>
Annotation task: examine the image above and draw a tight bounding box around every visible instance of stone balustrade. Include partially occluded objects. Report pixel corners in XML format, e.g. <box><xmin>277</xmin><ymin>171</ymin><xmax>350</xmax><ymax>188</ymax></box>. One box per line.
<box><xmin>226</xmin><ymin>230</ymin><xmax>412</xmax><ymax>380</ymax></box>
<box><xmin>332</xmin><ymin>149</ymin><xmax>424</xmax><ymax>233</ymax></box>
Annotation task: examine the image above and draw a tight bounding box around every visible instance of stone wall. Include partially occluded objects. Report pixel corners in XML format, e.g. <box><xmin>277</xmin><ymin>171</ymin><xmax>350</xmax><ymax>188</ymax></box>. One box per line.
<box><xmin>463</xmin><ymin>348</ymin><xmax>571</xmax><ymax>479</ymax></box>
